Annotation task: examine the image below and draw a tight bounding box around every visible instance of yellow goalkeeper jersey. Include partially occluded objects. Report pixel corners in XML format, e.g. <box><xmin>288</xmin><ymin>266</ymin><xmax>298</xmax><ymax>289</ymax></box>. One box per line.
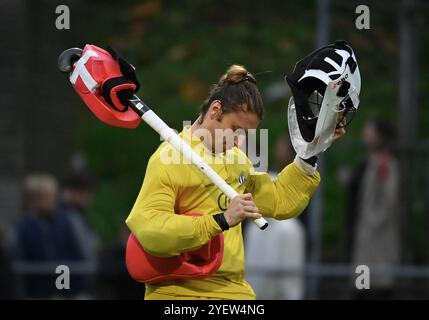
<box><xmin>126</xmin><ymin>126</ymin><xmax>320</xmax><ymax>299</ymax></box>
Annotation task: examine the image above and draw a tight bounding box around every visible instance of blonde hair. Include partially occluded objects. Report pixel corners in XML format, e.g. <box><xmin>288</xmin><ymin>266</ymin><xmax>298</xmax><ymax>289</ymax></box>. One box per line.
<box><xmin>24</xmin><ymin>173</ymin><xmax>58</xmax><ymax>208</ymax></box>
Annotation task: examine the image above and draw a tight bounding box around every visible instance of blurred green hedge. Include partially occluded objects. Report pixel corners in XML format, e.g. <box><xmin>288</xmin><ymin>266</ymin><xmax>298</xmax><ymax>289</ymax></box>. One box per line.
<box><xmin>78</xmin><ymin>0</ymin><xmax>429</xmax><ymax>261</ymax></box>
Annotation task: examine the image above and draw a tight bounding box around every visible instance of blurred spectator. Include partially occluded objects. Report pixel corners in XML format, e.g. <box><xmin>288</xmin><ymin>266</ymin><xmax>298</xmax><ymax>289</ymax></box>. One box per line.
<box><xmin>245</xmin><ymin>217</ymin><xmax>306</xmax><ymax>299</ymax></box>
<box><xmin>245</xmin><ymin>134</ymin><xmax>306</xmax><ymax>299</ymax></box>
<box><xmin>58</xmin><ymin>171</ymin><xmax>100</xmax><ymax>297</ymax></box>
<box><xmin>341</xmin><ymin>119</ymin><xmax>400</xmax><ymax>299</ymax></box>
<box><xmin>272</xmin><ymin>135</ymin><xmax>312</xmax><ymax>253</ymax></box>
<box><xmin>7</xmin><ymin>174</ymin><xmax>85</xmax><ymax>298</ymax></box>
<box><xmin>59</xmin><ymin>171</ymin><xmax>99</xmax><ymax>263</ymax></box>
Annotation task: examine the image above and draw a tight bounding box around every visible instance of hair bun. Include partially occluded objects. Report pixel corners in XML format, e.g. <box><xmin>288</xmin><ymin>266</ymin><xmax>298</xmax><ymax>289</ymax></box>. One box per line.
<box><xmin>219</xmin><ymin>65</ymin><xmax>256</xmax><ymax>85</ymax></box>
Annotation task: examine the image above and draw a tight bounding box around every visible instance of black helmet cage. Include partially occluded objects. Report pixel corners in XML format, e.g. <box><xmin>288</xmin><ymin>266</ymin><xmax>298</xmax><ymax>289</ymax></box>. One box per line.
<box><xmin>286</xmin><ymin>40</ymin><xmax>359</xmax><ymax>142</ymax></box>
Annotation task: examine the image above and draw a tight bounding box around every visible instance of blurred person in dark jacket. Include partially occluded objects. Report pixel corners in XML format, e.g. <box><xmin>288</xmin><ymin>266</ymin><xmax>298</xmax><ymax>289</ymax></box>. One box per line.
<box><xmin>60</xmin><ymin>172</ymin><xmax>99</xmax><ymax>262</ymax></box>
<box><xmin>58</xmin><ymin>171</ymin><xmax>100</xmax><ymax>297</ymax></box>
<box><xmin>8</xmin><ymin>174</ymin><xmax>83</xmax><ymax>298</ymax></box>
<box><xmin>340</xmin><ymin>119</ymin><xmax>400</xmax><ymax>299</ymax></box>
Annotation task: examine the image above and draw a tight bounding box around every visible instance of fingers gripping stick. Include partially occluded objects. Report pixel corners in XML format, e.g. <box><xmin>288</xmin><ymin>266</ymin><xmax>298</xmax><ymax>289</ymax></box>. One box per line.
<box><xmin>58</xmin><ymin>45</ymin><xmax>268</xmax><ymax>230</ymax></box>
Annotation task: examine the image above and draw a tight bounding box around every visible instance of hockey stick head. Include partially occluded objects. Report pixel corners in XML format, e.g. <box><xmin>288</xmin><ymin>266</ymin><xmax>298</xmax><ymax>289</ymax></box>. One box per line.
<box><xmin>58</xmin><ymin>44</ymin><xmax>142</xmax><ymax>128</ymax></box>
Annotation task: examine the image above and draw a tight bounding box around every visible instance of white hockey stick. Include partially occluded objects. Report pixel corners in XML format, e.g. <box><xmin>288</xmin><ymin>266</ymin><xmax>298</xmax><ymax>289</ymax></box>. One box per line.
<box><xmin>128</xmin><ymin>96</ymin><xmax>268</xmax><ymax>230</ymax></box>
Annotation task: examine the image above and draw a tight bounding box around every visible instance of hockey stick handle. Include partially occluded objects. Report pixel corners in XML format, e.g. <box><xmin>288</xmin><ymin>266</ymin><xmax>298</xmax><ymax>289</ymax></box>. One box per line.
<box><xmin>129</xmin><ymin>96</ymin><xmax>268</xmax><ymax>230</ymax></box>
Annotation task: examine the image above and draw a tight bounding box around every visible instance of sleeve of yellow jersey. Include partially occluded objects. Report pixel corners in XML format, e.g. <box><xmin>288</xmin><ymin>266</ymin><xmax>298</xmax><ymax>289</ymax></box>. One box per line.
<box><xmin>125</xmin><ymin>152</ymin><xmax>222</xmax><ymax>258</ymax></box>
<box><xmin>246</xmin><ymin>162</ymin><xmax>321</xmax><ymax>220</ymax></box>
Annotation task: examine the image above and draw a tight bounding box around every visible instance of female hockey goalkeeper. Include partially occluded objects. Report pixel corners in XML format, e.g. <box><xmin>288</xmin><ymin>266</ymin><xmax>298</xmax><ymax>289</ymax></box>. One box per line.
<box><xmin>126</xmin><ymin>49</ymin><xmax>357</xmax><ymax>299</ymax></box>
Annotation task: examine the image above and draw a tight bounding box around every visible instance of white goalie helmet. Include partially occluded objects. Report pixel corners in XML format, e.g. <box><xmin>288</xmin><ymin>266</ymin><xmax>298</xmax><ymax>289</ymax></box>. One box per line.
<box><xmin>286</xmin><ymin>40</ymin><xmax>361</xmax><ymax>159</ymax></box>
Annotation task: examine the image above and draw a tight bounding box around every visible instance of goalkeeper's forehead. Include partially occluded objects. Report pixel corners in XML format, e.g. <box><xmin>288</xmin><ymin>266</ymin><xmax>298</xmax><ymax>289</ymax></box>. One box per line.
<box><xmin>223</xmin><ymin>109</ymin><xmax>260</xmax><ymax>131</ymax></box>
